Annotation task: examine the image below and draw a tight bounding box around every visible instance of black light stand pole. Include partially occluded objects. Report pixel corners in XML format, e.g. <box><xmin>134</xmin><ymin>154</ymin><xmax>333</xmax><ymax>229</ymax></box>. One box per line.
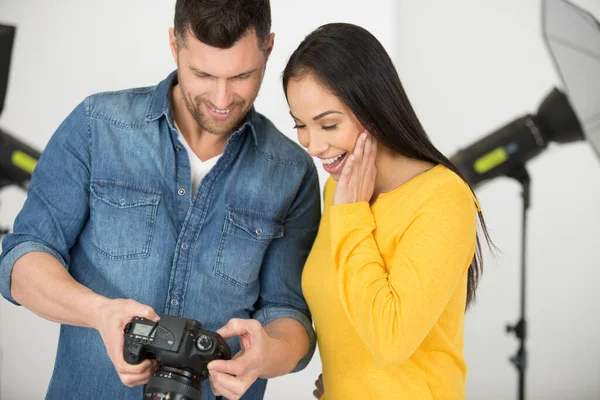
<box><xmin>505</xmin><ymin>164</ymin><xmax>530</xmax><ymax>400</ymax></box>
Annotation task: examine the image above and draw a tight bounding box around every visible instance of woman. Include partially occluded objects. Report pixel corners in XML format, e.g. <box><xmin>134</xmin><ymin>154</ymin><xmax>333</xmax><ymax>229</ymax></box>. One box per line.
<box><xmin>282</xmin><ymin>23</ymin><xmax>492</xmax><ymax>400</ymax></box>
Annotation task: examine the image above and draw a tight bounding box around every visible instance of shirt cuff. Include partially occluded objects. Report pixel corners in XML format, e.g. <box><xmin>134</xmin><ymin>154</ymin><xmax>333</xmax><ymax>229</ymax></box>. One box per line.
<box><xmin>0</xmin><ymin>241</ymin><xmax>66</xmax><ymax>305</ymax></box>
<box><xmin>329</xmin><ymin>202</ymin><xmax>375</xmax><ymax>253</ymax></box>
<box><xmin>253</xmin><ymin>306</ymin><xmax>316</xmax><ymax>373</ymax></box>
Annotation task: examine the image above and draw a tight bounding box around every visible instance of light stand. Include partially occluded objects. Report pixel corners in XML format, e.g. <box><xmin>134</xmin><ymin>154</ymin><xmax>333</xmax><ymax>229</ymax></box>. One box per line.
<box><xmin>451</xmin><ymin>0</ymin><xmax>600</xmax><ymax>389</ymax></box>
<box><xmin>451</xmin><ymin>88</ymin><xmax>584</xmax><ymax>400</ymax></box>
<box><xmin>505</xmin><ymin>165</ymin><xmax>530</xmax><ymax>400</ymax></box>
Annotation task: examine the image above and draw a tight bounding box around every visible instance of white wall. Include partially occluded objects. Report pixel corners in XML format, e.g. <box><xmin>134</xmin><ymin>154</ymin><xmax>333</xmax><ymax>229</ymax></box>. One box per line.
<box><xmin>1</xmin><ymin>1</ymin><xmax>599</xmax><ymax>400</ymax></box>
<box><xmin>0</xmin><ymin>1</ymin><xmax>396</xmax><ymax>399</ymax></box>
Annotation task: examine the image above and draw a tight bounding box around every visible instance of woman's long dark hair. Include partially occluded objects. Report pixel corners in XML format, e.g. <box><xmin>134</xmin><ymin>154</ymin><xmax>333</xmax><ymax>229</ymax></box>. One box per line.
<box><xmin>283</xmin><ymin>23</ymin><xmax>492</xmax><ymax>309</ymax></box>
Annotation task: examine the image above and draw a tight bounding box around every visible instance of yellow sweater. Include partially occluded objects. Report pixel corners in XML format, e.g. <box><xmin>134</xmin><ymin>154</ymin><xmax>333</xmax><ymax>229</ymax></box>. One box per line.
<box><xmin>302</xmin><ymin>165</ymin><xmax>478</xmax><ymax>400</ymax></box>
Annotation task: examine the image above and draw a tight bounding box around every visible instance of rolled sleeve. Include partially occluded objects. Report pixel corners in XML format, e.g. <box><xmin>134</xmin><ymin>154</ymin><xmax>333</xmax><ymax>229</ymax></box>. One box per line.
<box><xmin>252</xmin><ymin>163</ymin><xmax>320</xmax><ymax>373</ymax></box>
<box><xmin>0</xmin><ymin>99</ymin><xmax>90</xmax><ymax>306</ymax></box>
<box><xmin>0</xmin><ymin>241</ymin><xmax>67</xmax><ymax>305</ymax></box>
<box><xmin>253</xmin><ymin>306</ymin><xmax>317</xmax><ymax>372</ymax></box>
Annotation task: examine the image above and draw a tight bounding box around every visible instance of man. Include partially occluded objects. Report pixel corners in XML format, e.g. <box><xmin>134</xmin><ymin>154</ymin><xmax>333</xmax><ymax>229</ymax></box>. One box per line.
<box><xmin>0</xmin><ymin>1</ymin><xmax>320</xmax><ymax>399</ymax></box>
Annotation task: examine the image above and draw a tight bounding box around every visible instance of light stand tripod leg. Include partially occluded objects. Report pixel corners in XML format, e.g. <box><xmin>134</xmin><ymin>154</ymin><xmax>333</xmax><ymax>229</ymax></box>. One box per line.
<box><xmin>506</xmin><ymin>165</ymin><xmax>530</xmax><ymax>400</ymax></box>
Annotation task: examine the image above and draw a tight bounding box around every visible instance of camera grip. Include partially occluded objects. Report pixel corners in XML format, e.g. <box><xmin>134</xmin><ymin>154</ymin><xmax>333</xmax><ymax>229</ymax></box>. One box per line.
<box><xmin>123</xmin><ymin>341</ymin><xmax>144</xmax><ymax>365</ymax></box>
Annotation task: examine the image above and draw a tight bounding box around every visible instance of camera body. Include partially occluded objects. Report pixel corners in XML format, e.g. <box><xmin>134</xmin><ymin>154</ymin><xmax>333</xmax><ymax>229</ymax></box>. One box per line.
<box><xmin>123</xmin><ymin>315</ymin><xmax>231</xmax><ymax>382</ymax></box>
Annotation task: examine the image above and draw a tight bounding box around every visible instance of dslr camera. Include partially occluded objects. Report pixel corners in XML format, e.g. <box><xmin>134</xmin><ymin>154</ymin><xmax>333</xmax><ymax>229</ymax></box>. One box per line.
<box><xmin>124</xmin><ymin>315</ymin><xmax>231</xmax><ymax>400</ymax></box>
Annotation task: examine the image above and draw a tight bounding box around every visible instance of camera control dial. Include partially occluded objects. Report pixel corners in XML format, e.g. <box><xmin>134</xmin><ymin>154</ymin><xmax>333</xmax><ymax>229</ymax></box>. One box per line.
<box><xmin>195</xmin><ymin>335</ymin><xmax>213</xmax><ymax>352</ymax></box>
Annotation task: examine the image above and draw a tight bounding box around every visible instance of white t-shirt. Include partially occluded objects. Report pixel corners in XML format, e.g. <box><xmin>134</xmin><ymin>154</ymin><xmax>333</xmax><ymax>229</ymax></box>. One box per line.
<box><xmin>175</xmin><ymin>123</ymin><xmax>221</xmax><ymax>195</ymax></box>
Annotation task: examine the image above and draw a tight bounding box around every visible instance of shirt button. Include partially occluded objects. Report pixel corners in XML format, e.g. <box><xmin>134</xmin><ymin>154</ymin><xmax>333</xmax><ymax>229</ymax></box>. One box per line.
<box><xmin>178</xmin><ymin>188</ymin><xmax>185</xmax><ymax>196</ymax></box>
<box><xmin>181</xmin><ymin>243</ymin><xmax>188</xmax><ymax>250</ymax></box>
<box><xmin>199</xmin><ymin>193</ymin><xmax>205</xmax><ymax>200</ymax></box>
<box><xmin>175</xmin><ymin>145</ymin><xmax>181</xmax><ymax>152</ymax></box>
<box><xmin>171</xmin><ymin>299</ymin><xmax>179</xmax><ymax>306</ymax></box>
<box><xmin>255</xmin><ymin>228</ymin><xmax>263</xmax><ymax>235</ymax></box>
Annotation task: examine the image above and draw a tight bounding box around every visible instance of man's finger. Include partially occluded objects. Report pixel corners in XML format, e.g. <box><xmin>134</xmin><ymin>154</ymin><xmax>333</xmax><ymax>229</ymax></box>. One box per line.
<box><xmin>119</xmin><ymin>370</ymin><xmax>152</xmax><ymax>388</ymax></box>
<box><xmin>143</xmin><ymin>307</ymin><xmax>160</xmax><ymax>322</ymax></box>
<box><xmin>209</xmin><ymin>373</ymin><xmax>222</xmax><ymax>396</ymax></box>
<box><xmin>210</xmin><ymin>371</ymin><xmax>245</xmax><ymax>400</ymax></box>
<box><xmin>122</xmin><ymin>300</ymin><xmax>159</xmax><ymax>322</ymax></box>
<box><xmin>216</xmin><ymin>318</ymin><xmax>254</xmax><ymax>339</ymax></box>
<box><xmin>118</xmin><ymin>358</ymin><xmax>155</xmax><ymax>375</ymax></box>
<box><xmin>119</xmin><ymin>359</ymin><xmax>156</xmax><ymax>386</ymax></box>
<box><xmin>208</xmin><ymin>357</ymin><xmax>246</xmax><ymax>376</ymax></box>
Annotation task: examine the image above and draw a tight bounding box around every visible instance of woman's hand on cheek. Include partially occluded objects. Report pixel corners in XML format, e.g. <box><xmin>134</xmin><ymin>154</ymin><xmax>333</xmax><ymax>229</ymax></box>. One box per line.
<box><xmin>333</xmin><ymin>131</ymin><xmax>377</xmax><ymax>205</ymax></box>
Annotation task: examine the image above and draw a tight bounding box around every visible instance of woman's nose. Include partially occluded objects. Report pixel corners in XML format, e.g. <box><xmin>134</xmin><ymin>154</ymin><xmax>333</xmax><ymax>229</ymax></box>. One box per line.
<box><xmin>306</xmin><ymin>135</ymin><xmax>329</xmax><ymax>157</ymax></box>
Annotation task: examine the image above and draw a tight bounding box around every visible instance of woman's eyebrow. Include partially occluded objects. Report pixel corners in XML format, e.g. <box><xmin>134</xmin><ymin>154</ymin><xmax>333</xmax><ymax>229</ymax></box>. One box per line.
<box><xmin>313</xmin><ymin>110</ymin><xmax>343</xmax><ymax>121</ymax></box>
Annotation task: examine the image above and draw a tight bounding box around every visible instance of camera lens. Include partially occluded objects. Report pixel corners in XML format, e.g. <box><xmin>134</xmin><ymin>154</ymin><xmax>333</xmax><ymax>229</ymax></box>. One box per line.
<box><xmin>144</xmin><ymin>366</ymin><xmax>202</xmax><ymax>400</ymax></box>
<box><xmin>195</xmin><ymin>335</ymin><xmax>213</xmax><ymax>351</ymax></box>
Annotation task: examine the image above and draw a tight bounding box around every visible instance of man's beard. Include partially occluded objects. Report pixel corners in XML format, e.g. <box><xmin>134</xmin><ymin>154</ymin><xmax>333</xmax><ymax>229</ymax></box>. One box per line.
<box><xmin>181</xmin><ymin>91</ymin><xmax>250</xmax><ymax>136</ymax></box>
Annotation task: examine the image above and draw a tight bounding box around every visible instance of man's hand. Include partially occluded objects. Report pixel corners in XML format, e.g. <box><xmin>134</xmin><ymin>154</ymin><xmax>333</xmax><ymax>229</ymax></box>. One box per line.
<box><xmin>207</xmin><ymin>318</ymin><xmax>273</xmax><ymax>400</ymax></box>
<box><xmin>313</xmin><ymin>373</ymin><xmax>324</xmax><ymax>399</ymax></box>
<box><xmin>92</xmin><ymin>298</ymin><xmax>160</xmax><ymax>387</ymax></box>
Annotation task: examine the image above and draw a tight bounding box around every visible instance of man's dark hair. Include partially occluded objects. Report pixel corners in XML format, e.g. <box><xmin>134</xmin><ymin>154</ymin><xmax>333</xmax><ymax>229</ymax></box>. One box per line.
<box><xmin>174</xmin><ymin>0</ymin><xmax>271</xmax><ymax>49</ymax></box>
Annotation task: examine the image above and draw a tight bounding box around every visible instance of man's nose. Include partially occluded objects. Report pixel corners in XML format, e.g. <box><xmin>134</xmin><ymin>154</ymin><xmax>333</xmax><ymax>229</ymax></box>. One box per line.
<box><xmin>212</xmin><ymin>79</ymin><xmax>233</xmax><ymax>109</ymax></box>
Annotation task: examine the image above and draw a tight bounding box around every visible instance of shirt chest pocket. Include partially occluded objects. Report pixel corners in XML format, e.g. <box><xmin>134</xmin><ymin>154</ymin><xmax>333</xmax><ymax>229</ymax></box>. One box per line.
<box><xmin>214</xmin><ymin>208</ymin><xmax>284</xmax><ymax>288</ymax></box>
<box><xmin>90</xmin><ymin>181</ymin><xmax>161</xmax><ymax>259</ymax></box>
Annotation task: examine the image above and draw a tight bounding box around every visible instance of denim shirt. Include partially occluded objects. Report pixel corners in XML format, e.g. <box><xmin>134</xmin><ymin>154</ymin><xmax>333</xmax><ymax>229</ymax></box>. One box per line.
<box><xmin>0</xmin><ymin>71</ymin><xmax>320</xmax><ymax>400</ymax></box>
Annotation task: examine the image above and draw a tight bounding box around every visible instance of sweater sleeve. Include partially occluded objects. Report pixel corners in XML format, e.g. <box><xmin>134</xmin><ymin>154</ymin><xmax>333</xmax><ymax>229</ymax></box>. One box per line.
<box><xmin>329</xmin><ymin>182</ymin><xmax>477</xmax><ymax>366</ymax></box>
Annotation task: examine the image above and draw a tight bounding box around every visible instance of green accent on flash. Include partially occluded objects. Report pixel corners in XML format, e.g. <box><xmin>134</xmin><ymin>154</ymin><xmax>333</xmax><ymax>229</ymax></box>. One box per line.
<box><xmin>474</xmin><ymin>147</ymin><xmax>508</xmax><ymax>174</ymax></box>
<box><xmin>12</xmin><ymin>151</ymin><xmax>38</xmax><ymax>174</ymax></box>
